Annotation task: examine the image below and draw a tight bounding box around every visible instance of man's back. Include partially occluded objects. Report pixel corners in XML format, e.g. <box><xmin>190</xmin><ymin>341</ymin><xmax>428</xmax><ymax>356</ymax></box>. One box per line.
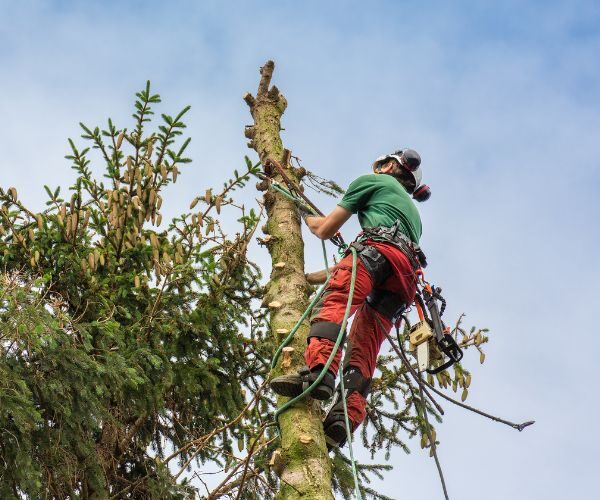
<box><xmin>338</xmin><ymin>173</ymin><xmax>422</xmax><ymax>244</ymax></box>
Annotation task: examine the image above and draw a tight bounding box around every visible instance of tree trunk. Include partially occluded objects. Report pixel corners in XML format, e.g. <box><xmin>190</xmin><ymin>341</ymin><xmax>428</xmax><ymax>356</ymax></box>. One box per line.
<box><xmin>244</xmin><ymin>61</ymin><xmax>334</xmax><ymax>499</ymax></box>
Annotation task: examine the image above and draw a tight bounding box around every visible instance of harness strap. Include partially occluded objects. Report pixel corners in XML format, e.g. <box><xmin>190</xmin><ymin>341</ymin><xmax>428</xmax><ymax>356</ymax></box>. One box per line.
<box><xmin>341</xmin><ymin>366</ymin><xmax>372</xmax><ymax>398</ymax></box>
<box><xmin>307</xmin><ymin>321</ymin><xmax>347</xmax><ymax>344</ymax></box>
<box><xmin>360</xmin><ymin>220</ymin><xmax>427</xmax><ymax>269</ymax></box>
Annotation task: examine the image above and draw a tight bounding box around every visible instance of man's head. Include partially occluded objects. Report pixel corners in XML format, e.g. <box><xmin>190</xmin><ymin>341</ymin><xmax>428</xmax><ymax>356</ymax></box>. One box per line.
<box><xmin>372</xmin><ymin>149</ymin><xmax>431</xmax><ymax>202</ymax></box>
<box><xmin>376</xmin><ymin>158</ymin><xmax>417</xmax><ymax>192</ymax></box>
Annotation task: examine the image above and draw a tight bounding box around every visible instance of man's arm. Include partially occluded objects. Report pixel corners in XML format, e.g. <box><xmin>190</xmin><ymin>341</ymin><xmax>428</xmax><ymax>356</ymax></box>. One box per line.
<box><xmin>305</xmin><ymin>267</ymin><xmax>335</xmax><ymax>285</ymax></box>
<box><xmin>305</xmin><ymin>205</ymin><xmax>352</xmax><ymax>240</ymax></box>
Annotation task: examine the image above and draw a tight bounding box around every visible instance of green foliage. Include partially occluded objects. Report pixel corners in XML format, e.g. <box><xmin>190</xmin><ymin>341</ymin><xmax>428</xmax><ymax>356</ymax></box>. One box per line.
<box><xmin>331</xmin><ymin>451</ymin><xmax>394</xmax><ymax>500</ymax></box>
<box><xmin>359</xmin><ymin>314</ymin><xmax>490</xmax><ymax>462</ymax></box>
<box><xmin>0</xmin><ymin>84</ymin><xmax>266</xmax><ymax>498</ymax></box>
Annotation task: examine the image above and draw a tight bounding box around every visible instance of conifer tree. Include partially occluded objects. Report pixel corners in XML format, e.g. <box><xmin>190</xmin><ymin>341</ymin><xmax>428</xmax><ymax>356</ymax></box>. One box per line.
<box><xmin>0</xmin><ymin>83</ymin><xmax>268</xmax><ymax>498</ymax></box>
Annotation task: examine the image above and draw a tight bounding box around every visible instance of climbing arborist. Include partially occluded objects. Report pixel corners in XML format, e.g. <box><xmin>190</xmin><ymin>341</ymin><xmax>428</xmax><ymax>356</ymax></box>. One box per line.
<box><xmin>270</xmin><ymin>148</ymin><xmax>431</xmax><ymax>449</ymax></box>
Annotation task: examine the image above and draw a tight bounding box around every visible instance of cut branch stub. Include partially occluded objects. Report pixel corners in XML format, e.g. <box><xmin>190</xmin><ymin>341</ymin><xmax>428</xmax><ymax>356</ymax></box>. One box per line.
<box><xmin>258</xmin><ymin>60</ymin><xmax>275</xmax><ymax>96</ymax></box>
<box><xmin>243</xmin><ymin>92</ymin><xmax>255</xmax><ymax>107</ymax></box>
<box><xmin>281</xmin><ymin>347</ymin><xmax>294</xmax><ymax>370</ymax></box>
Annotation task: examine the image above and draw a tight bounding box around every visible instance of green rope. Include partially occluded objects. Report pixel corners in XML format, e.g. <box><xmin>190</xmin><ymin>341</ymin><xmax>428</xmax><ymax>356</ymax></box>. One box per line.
<box><xmin>321</xmin><ymin>240</ymin><xmax>331</xmax><ymax>279</ymax></box>
<box><xmin>254</xmin><ymin>171</ymin><xmax>316</xmax><ymax>215</ymax></box>
<box><xmin>270</xmin><ymin>274</ymin><xmax>331</xmax><ymax>371</ymax></box>
<box><xmin>338</xmin><ymin>358</ymin><xmax>362</xmax><ymax>500</ymax></box>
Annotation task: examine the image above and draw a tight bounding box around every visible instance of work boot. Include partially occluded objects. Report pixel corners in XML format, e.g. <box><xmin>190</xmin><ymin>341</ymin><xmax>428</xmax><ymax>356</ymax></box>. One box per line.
<box><xmin>270</xmin><ymin>366</ymin><xmax>335</xmax><ymax>401</ymax></box>
<box><xmin>323</xmin><ymin>402</ymin><xmax>349</xmax><ymax>450</ymax></box>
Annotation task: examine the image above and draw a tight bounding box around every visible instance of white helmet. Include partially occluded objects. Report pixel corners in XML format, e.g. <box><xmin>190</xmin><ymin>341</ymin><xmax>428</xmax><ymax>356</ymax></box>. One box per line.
<box><xmin>372</xmin><ymin>149</ymin><xmax>422</xmax><ymax>193</ymax></box>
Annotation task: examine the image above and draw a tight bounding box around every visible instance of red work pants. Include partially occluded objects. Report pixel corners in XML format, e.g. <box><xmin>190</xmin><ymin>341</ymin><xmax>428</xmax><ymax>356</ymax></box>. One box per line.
<box><xmin>305</xmin><ymin>241</ymin><xmax>417</xmax><ymax>430</ymax></box>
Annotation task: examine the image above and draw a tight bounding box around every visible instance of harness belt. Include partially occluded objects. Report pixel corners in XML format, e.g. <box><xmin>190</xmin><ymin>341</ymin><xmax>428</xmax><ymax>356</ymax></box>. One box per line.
<box><xmin>310</xmin><ymin>221</ymin><xmax>422</xmax><ymax>343</ymax></box>
<box><xmin>348</xmin><ymin>239</ymin><xmax>410</xmax><ymax>322</ymax></box>
<box><xmin>360</xmin><ymin>221</ymin><xmax>427</xmax><ymax>269</ymax></box>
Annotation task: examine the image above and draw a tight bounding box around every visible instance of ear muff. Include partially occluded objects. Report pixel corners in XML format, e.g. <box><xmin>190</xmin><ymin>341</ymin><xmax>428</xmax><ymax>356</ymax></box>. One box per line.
<box><xmin>412</xmin><ymin>185</ymin><xmax>431</xmax><ymax>202</ymax></box>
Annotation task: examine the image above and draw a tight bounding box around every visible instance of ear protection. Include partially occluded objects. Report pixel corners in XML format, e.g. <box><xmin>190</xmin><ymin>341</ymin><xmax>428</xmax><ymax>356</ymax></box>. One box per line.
<box><xmin>412</xmin><ymin>184</ymin><xmax>431</xmax><ymax>202</ymax></box>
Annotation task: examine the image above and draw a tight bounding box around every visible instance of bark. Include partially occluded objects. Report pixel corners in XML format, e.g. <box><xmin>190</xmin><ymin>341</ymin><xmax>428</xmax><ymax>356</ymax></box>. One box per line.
<box><xmin>244</xmin><ymin>61</ymin><xmax>334</xmax><ymax>499</ymax></box>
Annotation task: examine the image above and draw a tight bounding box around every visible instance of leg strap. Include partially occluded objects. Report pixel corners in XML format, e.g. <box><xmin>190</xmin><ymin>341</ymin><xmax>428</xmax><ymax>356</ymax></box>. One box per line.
<box><xmin>326</xmin><ymin>365</ymin><xmax>372</xmax><ymax>413</ymax></box>
<box><xmin>341</xmin><ymin>365</ymin><xmax>372</xmax><ymax>398</ymax></box>
<box><xmin>308</xmin><ymin>321</ymin><xmax>347</xmax><ymax>343</ymax></box>
<box><xmin>366</xmin><ymin>289</ymin><xmax>407</xmax><ymax>322</ymax></box>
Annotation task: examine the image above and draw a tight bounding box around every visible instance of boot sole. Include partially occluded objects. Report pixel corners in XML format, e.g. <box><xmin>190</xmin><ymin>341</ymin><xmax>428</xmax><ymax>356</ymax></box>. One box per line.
<box><xmin>270</xmin><ymin>377</ymin><xmax>333</xmax><ymax>401</ymax></box>
<box><xmin>270</xmin><ymin>377</ymin><xmax>303</xmax><ymax>398</ymax></box>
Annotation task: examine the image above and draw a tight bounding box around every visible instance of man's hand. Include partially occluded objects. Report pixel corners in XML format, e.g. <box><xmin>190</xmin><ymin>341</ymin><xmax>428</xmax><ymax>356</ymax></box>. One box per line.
<box><xmin>305</xmin><ymin>268</ymin><xmax>335</xmax><ymax>285</ymax></box>
<box><xmin>304</xmin><ymin>206</ymin><xmax>352</xmax><ymax>240</ymax></box>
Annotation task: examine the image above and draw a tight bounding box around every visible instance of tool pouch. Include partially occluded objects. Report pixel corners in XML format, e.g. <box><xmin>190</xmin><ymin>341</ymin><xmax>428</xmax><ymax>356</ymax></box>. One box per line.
<box><xmin>349</xmin><ymin>242</ymin><xmax>391</xmax><ymax>287</ymax></box>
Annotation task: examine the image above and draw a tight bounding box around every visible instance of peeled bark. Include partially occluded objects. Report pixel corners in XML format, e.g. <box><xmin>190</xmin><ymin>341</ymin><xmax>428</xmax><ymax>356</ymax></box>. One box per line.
<box><xmin>244</xmin><ymin>61</ymin><xmax>334</xmax><ymax>499</ymax></box>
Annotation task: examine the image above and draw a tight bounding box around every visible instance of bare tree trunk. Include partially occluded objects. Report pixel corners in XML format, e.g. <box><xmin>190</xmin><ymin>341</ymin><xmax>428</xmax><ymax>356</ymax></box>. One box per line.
<box><xmin>244</xmin><ymin>61</ymin><xmax>334</xmax><ymax>500</ymax></box>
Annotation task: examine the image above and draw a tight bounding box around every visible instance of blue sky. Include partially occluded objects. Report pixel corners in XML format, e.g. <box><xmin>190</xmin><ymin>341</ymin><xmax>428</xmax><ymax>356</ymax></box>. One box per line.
<box><xmin>1</xmin><ymin>1</ymin><xmax>599</xmax><ymax>498</ymax></box>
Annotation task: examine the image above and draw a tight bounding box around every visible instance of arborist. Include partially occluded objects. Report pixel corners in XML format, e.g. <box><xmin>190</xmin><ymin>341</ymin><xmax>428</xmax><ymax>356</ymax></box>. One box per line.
<box><xmin>270</xmin><ymin>148</ymin><xmax>431</xmax><ymax>449</ymax></box>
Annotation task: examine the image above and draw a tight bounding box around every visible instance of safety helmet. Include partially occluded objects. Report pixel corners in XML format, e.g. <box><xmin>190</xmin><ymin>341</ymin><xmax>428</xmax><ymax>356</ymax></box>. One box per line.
<box><xmin>372</xmin><ymin>149</ymin><xmax>431</xmax><ymax>202</ymax></box>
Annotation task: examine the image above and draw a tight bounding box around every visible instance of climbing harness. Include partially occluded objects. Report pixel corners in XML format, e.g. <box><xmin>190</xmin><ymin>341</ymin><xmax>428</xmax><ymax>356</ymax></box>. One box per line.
<box><xmin>409</xmin><ymin>274</ymin><xmax>463</xmax><ymax>374</ymax></box>
<box><xmin>348</xmin><ymin>241</ymin><xmax>392</xmax><ymax>285</ymax></box>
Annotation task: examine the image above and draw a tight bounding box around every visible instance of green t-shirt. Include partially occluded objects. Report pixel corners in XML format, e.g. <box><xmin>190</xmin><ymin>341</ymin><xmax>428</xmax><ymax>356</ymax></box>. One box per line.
<box><xmin>338</xmin><ymin>173</ymin><xmax>422</xmax><ymax>244</ymax></box>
